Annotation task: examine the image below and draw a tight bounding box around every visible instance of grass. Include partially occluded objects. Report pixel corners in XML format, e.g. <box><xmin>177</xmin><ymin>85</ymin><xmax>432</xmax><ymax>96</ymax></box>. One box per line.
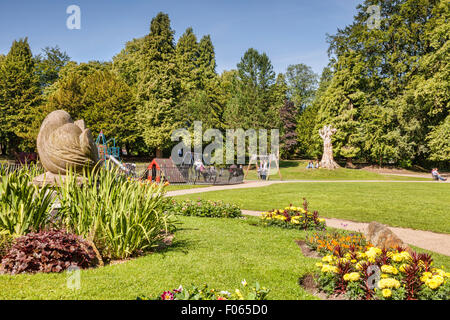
<box><xmin>173</xmin><ymin>182</ymin><xmax>450</xmax><ymax>234</ymax></box>
<box><xmin>245</xmin><ymin>160</ymin><xmax>430</xmax><ymax>181</ymax></box>
<box><xmin>164</xmin><ymin>184</ymin><xmax>211</xmax><ymax>191</ymax></box>
<box><xmin>1</xmin><ymin>216</ymin><xmax>449</xmax><ymax>299</ymax></box>
<box><xmin>0</xmin><ymin>216</ymin><xmax>319</xmax><ymax>300</ymax></box>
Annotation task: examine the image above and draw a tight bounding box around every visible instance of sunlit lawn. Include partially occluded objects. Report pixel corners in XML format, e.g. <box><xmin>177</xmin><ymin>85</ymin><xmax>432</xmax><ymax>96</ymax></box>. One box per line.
<box><xmin>0</xmin><ymin>216</ymin><xmax>319</xmax><ymax>300</ymax></box>
<box><xmin>245</xmin><ymin>160</ymin><xmax>430</xmax><ymax>181</ymax></box>
<box><xmin>174</xmin><ymin>182</ymin><xmax>450</xmax><ymax>234</ymax></box>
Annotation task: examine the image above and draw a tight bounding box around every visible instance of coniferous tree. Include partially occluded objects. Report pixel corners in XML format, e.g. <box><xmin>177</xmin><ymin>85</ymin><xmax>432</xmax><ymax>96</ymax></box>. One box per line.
<box><xmin>136</xmin><ymin>12</ymin><xmax>181</xmax><ymax>157</ymax></box>
<box><xmin>0</xmin><ymin>38</ymin><xmax>41</xmax><ymax>152</ymax></box>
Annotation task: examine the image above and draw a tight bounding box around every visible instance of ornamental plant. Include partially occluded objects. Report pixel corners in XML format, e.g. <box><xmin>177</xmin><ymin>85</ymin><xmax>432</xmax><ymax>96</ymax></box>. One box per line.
<box><xmin>168</xmin><ymin>199</ymin><xmax>242</xmax><ymax>218</ymax></box>
<box><xmin>57</xmin><ymin>166</ymin><xmax>176</xmax><ymax>260</ymax></box>
<box><xmin>306</xmin><ymin>230</ymin><xmax>372</xmax><ymax>255</ymax></box>
<box><xmin>314</xmin><ymin>246</ymin><xmax>450</xmax><ymax>300</ymax></box>
<box><xmin>1</xmin><ymin>229</ymin><xmax>99</xmax><ymax>274</ymax></box>
<box><xmin>0</xmin><ymin>166</ymin><xmax>55</xmax><ymax>236</ymax></box>
<box><xmin>260</xmin><ymin>198</ymin><xmax>325</xmax><ymax>231</ymax></box>
<box><xmin>138</xmin><ymin>281</ymin><xmax>269</xmax><ymax>300</ymax></box>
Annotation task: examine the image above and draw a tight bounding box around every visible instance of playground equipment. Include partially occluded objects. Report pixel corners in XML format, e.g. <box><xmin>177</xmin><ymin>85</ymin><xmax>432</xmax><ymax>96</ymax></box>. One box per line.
<box><xmin>96</xmin><ymin>131</ymin><xmax>121</xmax><ymax>162</ymax></box>
<box><xmin>142</xmin><ymin>158</ymin><xmax>186</xmax><ymax>183</ymax></box>
<box><xmin>95</xmin><ymin>131</ymin><xmax>132</xmax><ymax>174</ymax></box>
<box><xmin>244</xmin><ymin>154</ymin><xmax>282</xmax><ymax>181</ymax></box>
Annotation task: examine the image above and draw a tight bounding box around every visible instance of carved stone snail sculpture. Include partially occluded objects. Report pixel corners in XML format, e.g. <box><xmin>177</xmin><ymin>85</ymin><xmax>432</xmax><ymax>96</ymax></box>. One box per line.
<box><xmin>37</xmin><ymin>110</ymin><xmax>99</xmax><ymax>175</ymax></box>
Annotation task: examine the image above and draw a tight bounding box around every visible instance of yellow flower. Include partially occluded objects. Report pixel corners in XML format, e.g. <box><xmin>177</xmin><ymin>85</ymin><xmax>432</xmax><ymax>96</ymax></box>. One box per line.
<box><xmin>399</xmin><ymin>264</ymin><xmax>409</xmax><ymax>273</ymax></box>
<box><xmin>425</xmin><ymin>275</ymin><xmax>444</xmax><ymax>289</ymax></box>
<box><xmin>321</xmin><ymin>264</ymin><xmax>339</xmax><ymax>273</ymax></box>
<box><xmin>315</xmin><ymin>262</ymin><xmax>323</xmax><ymax>268</ymax></box>
<box><xmin>382</xmin><ymin>289</ymin><xmax>392</xmax><ymax>298</ymax></box>
<box><xmin>378</xmin><ymin>278</ymin><xmax>401</xmax><ymax>289</ymax></box>
<box><xmin>322</xmin><ymin>255</ymin><xmax>334</xmax><ymax>263</ymax></box>
<box><xmin>432</xmin><ymin>268</ymin><xmax>445</xmax><ymax>277</ymax></box>
<box><xmin>365</xmin><ymin>247</ymin><xmax>382</xmax><ymax>259</ymax></box>
<box><xmin>343</xmin><ymin>272</ymin><xmax>360</xmax><ymax>282</ymax></box>
<box><xmin>381</xmin><ymin>265</ymin><xmax>398</xmax><ymax>275</ymax></box>
<box><xmin>420</xmin><ymin>272</ymin><xmax>433</xmax><ymax>282</ymax></box>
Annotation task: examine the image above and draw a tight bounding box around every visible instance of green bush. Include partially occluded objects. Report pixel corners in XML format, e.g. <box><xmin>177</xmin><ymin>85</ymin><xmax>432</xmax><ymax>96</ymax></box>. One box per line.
<box><xmin>168</xmin><ymin>199</ymin><xmax>242</xmax><ymax>218</ymax></box>
<box><xmin>57</xmin><ymin>167</ymin><xmax>176</xmax><ymax>260</ymax></box>
<box><xmin>0</xmin><ymin>167</ymin><xmax>54</xmax><ymax>236</ymax></box>
<box><xmin>0</xmin><ymin>232</ymin><xmax>14</xmax><ymax>261</ymax></box>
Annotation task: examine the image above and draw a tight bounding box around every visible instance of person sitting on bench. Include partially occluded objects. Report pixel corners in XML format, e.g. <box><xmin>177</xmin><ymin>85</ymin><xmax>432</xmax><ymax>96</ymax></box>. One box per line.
<box><xmin>432</xmin><ymin>168</ymin><xmax>447</xmax><ymax>181</ymax></box>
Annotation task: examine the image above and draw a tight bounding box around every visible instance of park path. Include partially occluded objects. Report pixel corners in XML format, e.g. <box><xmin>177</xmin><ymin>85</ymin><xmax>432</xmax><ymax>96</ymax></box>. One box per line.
<box><xmin>166</xmin><ymin>179</ymin><xmax>450</xmax><ymax>256</ymax></box>
<box><xmin>242</xmin><ymin>210</ymin><xmax>450</xmax><ymax>256</ymax></box>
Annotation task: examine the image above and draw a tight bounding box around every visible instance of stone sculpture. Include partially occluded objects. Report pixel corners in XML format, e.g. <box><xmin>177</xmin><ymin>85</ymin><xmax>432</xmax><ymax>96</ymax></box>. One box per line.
<box><xmin>33</xmin><ymin>110</ymin><xmax>99</xmax><ymax>186</ymax></box>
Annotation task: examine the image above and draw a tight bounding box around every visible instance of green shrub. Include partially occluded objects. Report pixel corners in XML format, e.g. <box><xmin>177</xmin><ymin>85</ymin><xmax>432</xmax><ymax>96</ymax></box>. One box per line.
<box><xmin>0</xmin><ymin>231</ymin><xmax>14</xmax><ymax>260</ymax></box>
<box><xmin>0</xmin><ymin>167</ymin><xmax>55</xmax><ymax>236</ymax></box>
<box><xmin>168</xmin><ymin>199</ymin><xmax>242</xmax><ymax>218</ymax></box>
<box><xmin>57</xmin><ymin>167</ymin><xmax>176</xmax><ymax>260</ymax></box>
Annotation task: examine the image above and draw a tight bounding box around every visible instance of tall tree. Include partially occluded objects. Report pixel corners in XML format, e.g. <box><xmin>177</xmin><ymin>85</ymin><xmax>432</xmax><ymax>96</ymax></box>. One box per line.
<box><xmin>136</xmin><ymin>12</ymin><xmax>181</xmax><ymax>157</ymax></box>
<box><xmin>35</xmin><ymin>46</ymin><xmax>70</xmax><ymax>88</ymax></box>
<box><xmin>43</xmin><ymin>62</ymin><xmax>139</xmax><ymax>153</ymax></box>
<box><xmin>0</xmin><ymin>38</ymin><xmax>41</xmax><ymax>152</ymax></box>
<box><xmin>297</xmin><ymin>67</ymin><xmax>332</xmax><ymax>159</ymax></box>
<box><xmin>285</xmin><ymin>64</ymin><xmax>318</xmax><ymax>111</ymax></box>
<box><xmin>225</xmin><ymin>48</ymin><xmax>280</xmax><ymax>130</ymax></box>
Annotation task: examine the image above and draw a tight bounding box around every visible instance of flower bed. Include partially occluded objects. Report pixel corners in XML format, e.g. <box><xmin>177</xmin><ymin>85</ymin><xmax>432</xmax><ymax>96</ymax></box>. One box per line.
<box><xmin>260</xmin><ymin>199</ymin><xmax>325</xmax><ymax>231</ymax></box>
<box><xmin>139</xmin><ymin>281</ymin><xmax>269</xmax><ymax>300</ymax></box>
<box><xmin>169</xmin><ymin>199</ymin><xmax>242</xmax><ymax>218</ymax></box>
<box><xmin>314</xmin><ymin>245</ymin><xmax>450</xmax><ymax>300</ymax></box>
<box><xmin>306</xmin><ymin>230</ymin><xmax>372</xmax><ymax>255</ymax></box>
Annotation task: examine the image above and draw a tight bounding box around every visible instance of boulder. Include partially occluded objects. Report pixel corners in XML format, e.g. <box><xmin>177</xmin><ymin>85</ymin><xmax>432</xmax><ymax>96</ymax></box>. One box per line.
<box><xmin>365</xmin><ymin>221</ymin><xmax>411</xmax><ymax>251</ymax></box>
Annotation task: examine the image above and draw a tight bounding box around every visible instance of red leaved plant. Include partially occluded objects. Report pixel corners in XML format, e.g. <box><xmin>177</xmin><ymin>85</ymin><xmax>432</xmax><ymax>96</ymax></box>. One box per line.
<box><xmin>1</xmin><ymin>229</ymin><xmax>99</xmax><ymax>274</ymax></box>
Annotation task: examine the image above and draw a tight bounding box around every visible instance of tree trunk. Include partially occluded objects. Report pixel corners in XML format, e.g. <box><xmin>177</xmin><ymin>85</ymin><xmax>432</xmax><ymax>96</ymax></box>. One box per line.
<box><xmin>319</xmin><ymin>125</ymin><xmax>340</xmax><ymax>169</ymax></box>
<box><xmin>345</xmin><ymin>157</ymin><xmax>356</xmax><ymax>169</ymax></box>
<box><xmin>156</xmin><ymin>148</ymin><xmax>163</xmax><ymax>158</ymax></box>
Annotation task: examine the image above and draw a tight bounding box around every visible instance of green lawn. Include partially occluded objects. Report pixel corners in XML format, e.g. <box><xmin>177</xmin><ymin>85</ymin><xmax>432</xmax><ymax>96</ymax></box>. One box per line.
<box><xmin>1</xmin><ymin>216</ymin><xmax>449</xmax><ymax>300</ymax></box>
<box><xmin>174</xmin><ymin>182</ymin><xmax>450</xmax><ymax>234</ymax></box>
<box><xmin>164</xmin><ymin>184</ymin><xmax>211</xmax><ymax>191</ymax></box>
<box><xmin>0</xmin><ymin>216</ymin><xmax>319</xmax><ymax>300</ymax></box>
<box><xmin>245</xmin><ymin>160</ymin><xmax>430</xmax><ymax>181</ymax></box>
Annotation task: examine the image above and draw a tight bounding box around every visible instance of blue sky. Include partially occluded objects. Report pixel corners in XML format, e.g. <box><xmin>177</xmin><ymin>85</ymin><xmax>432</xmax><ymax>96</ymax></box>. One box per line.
<box><xmin>0</xmin><ymin>0</ymin><xmax>362</xmax><ymax>75</ymax></box>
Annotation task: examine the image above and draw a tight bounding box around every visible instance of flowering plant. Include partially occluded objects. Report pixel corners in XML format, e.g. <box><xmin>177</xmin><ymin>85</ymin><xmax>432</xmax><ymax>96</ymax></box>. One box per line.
<box><xmin>168</xmin><ymin>199</ymin><xmax>242</xmax><ymax>218</ymax></box>
<box><xmin>306</xmin><ymin>230</ymin><xmax>372</xmax><ymax>255</ymax></box>
<box><xmin>260</xmin><ymin>198</ymin><xmax>325</xmax><ymax>231</ymax></box>
<box><xmin>138</xmin><ymin>281</ymin><xmax>269</xmax><ymax>300</ymax></box>
<box><xmin>315</xmin><ymin>244</ymin><xmax>450</xmax><ymax>300</ymax></box>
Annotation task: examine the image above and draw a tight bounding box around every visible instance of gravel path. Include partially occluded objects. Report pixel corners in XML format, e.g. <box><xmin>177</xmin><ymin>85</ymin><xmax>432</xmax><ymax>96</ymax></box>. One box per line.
<box><xmin>166</xmin><ymin>179</ymin><xmax>450</xmax><ymax>256</ymax></box>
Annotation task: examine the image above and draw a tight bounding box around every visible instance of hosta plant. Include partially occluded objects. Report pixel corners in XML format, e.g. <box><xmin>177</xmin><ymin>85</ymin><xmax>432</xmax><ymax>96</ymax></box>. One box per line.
<box><xmin>1</xmin><ymin>229</ymin><xmax>99</xmax><ymax>274</ymax></box>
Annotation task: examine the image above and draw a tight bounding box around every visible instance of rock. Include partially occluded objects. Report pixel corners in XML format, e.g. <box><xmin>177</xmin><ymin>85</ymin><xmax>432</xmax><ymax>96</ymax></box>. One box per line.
<box><xmin>34</xmin><ymin>110</ymin><xmax>99</xmax><ymax>187</ymax></box>
<box><xmin>366</xmin><ymin>221</ymin><xmax>411</xmax><ymax>251</ymax></box>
